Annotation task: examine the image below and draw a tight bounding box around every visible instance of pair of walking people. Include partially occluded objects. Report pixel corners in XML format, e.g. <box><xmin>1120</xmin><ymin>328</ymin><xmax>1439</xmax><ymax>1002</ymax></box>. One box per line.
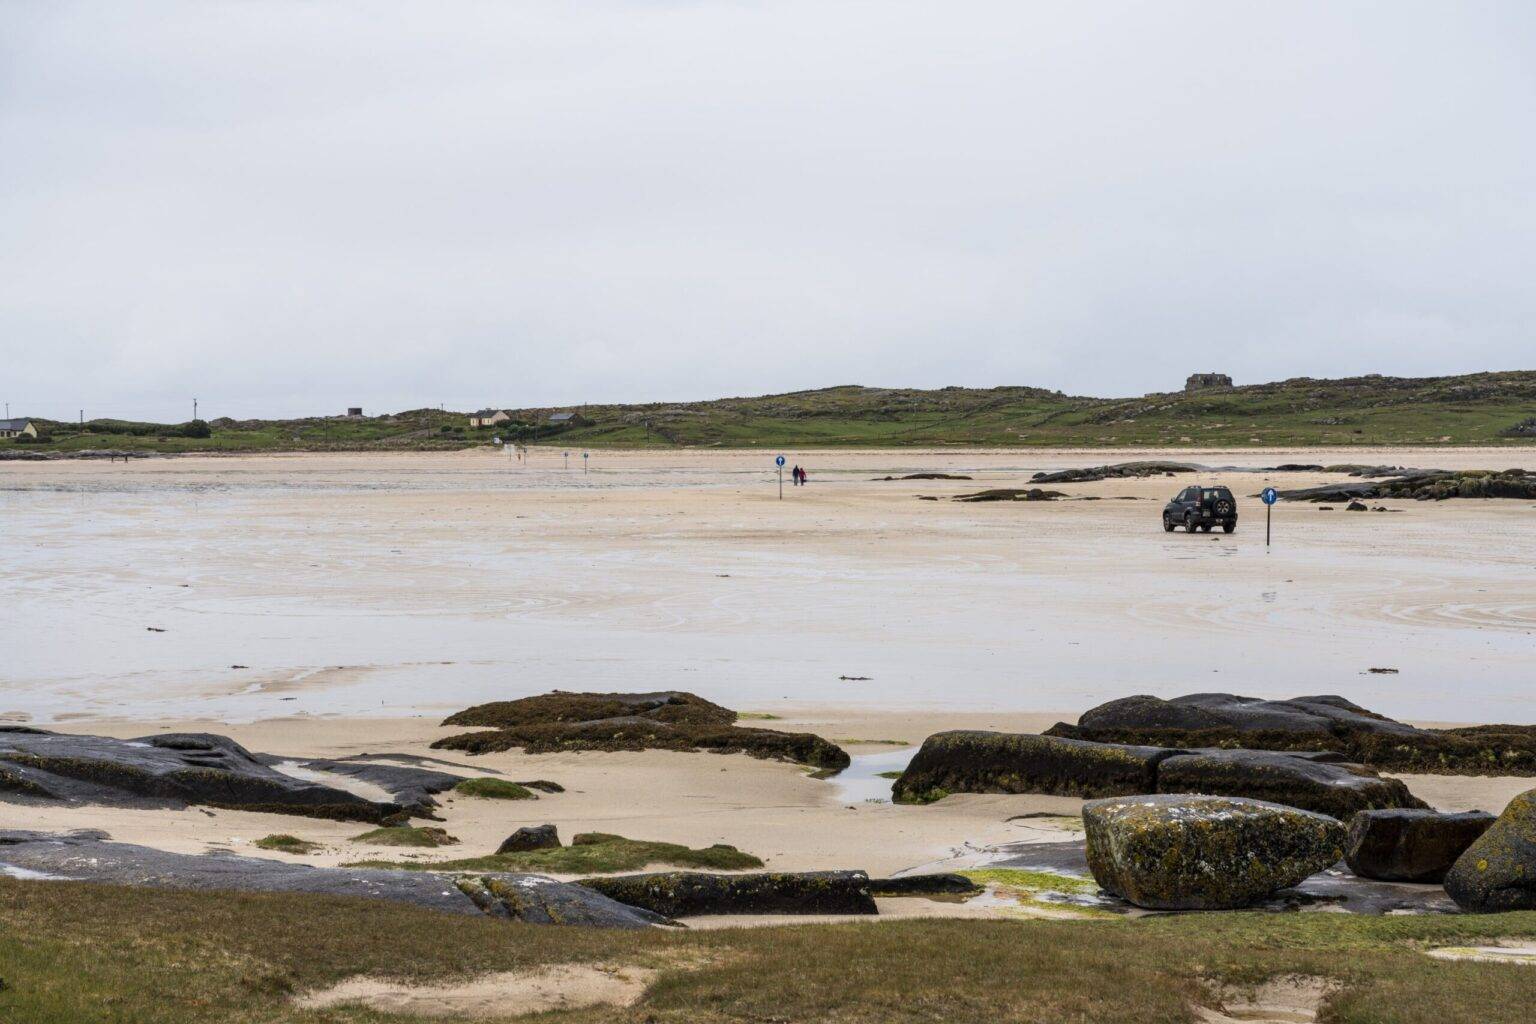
<box><xmin>790</xmin><ymin>464</ymin><xmax>808</xmax><ymax>486</ymax></box>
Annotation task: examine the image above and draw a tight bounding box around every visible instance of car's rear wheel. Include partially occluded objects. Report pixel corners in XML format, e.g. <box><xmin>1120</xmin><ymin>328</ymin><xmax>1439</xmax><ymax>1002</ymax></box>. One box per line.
<box><xmin>1213</xmin><ymin>497</ymin><xmax>1234</xmax><ymax>517</ymax></box>
<box><xmin>1222</xmin><ymin>522</ymin><xmax>1236</xmax><ymax>534</ymax></box>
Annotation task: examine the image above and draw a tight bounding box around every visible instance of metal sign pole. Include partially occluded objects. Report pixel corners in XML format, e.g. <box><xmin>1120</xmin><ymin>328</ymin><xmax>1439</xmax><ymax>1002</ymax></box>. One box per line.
<box><xmin>775</xmin><ymin>455</ymin><xmax>785</xmax><ymax>499</ymax></box>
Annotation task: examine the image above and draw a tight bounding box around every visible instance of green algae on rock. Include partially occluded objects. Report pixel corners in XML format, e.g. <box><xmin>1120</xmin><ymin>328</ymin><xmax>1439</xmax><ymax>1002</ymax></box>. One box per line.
<box><xmin>577</xmin><ymin>870</ymin><xmax>876</xmax><ymax>917</ymax></box>
<box><xmin>352</xmin><ymin>826</ymin><xmax>460</xmax><ymax>848</ymax></box>
<box><xmin>452</xmin><ymin>777</ymin><xmax>536</xmax><ymax>800</ymax></box>
<box><xmin>433</xmin><ymin>691</ymin><xmax>849</xmax><ymax>770</ymax></box>
<box><xmin>1083</xmin><ymin>794</ymin><xmax>1346</xmax><ymax>910</ymax></box>
<box><xmin>1444</xmin><ymin>788</ymin><xmax>1536</xmax><ymax>912</ymax></box>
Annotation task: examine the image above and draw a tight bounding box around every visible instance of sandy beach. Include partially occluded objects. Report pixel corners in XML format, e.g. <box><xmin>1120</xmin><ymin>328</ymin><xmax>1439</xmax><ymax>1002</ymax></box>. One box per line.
<box><xmin>4</xmin><ymin>448</ymin><xmax>1534</xmax><ymax>902</ymax></box>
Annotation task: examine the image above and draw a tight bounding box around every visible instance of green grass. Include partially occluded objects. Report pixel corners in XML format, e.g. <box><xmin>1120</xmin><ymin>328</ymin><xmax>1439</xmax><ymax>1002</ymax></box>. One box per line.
<box><xmin>251</xmin><ymin>835</ymin><xmax>321</xmax><ymax>855</ymax></box>
<box><xmin>452</xmin><ymin>777</ymin><xmax>536</xmax><ymax>800</ymax></box>
<box><xmin>350</xmin><ymin>826</ymin><xmax>459</xmax><ymax>848</ymax></box>
<box><xmin>7</xmin><ymin>876</ymin><xmax>1536</xmax><ymax>1022</ymax></box>
<box><xmin>347</xmin><ymin>832</ymin><xmax>764</xmax><ymax>874</ymax></box>
<box><xmin>9</xmin><ymin>371</ymin><xmax>1536</xmax><ymax>453</ymax></box>
<box><xmin>876</xmin><ymin>771</ymin><xmax>905</xmax><ymax>779</ymax></box>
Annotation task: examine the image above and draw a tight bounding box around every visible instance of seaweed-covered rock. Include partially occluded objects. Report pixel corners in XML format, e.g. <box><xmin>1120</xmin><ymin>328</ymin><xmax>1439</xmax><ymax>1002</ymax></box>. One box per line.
<box><xmin>1050</xmin><ymin>693</ymin><xmax>1536</xmax><ymax>776</ymax></box>
<box><xmin>868</xmin><ymin>873</ymin><xmax>981</xmax><ymax>896</ymax></box>
<box><xmin>1031</xmin><ymin>462</ymin><xmax>1198</xmax><ymax>484</ymax></box>
<box><xmin>1155</xmin><ymin>749</ymin><xmax>1426</xmax><ymax>819</ymax></box>
<box><xmin>433</xmin><ymin>691</ymin><xmax>849</xmax><ymax>770</ymax></box>
<box><xmin>577</xmin><ymin>870</ymin><xmax>877</xmax><ymax>917</ymax></box>
<box><xmin>497</xmin><ymin>824</ymin><xmax>561</xmax><ymax>854</ymax></box>
<box><xmin>1444</xmin><ymin>790</ymin><xmax>1536</xmax><ymax>912</ymax></box>
<box><xmin>952</xmin><ymin>488</ymin><xmax>1066</xmax><ymax>502</ymax></box>
<box><xmin>0</xmin><ymin>830</ymin><xmax>665</xmax><ymax>928</ymax></box>
<box><xmin>0</xmin><ymin>728</ymin><xmax>397</xmax><ymax>822</ymax></box>
<box><xmin>891</xmin><ymin>731</ymin><xmax>1174</xmax><ymax>804</ymax></box>
<box><xmin>890</xmin><ymin>730</ymin><xmax>1420</xmax><ymax>815</ymax></box>
<box><xmin>1083</xmin><ymin>795</ymin><xmax>1346</xmax><ymax>910</ymax></box>
<box><xmin>1277</xmin><ymin>468</ymin><xmax>1536</xmax><ymax>503</ymax></box>
<box><xmin>1344</xmin><ymin>809</ymin><xmax>1495</xmax><ymax>883</ymax></box>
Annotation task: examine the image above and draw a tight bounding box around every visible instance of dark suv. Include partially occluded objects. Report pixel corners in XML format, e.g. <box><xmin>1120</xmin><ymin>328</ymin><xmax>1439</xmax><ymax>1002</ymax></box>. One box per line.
<box><xmin>1163</xmin><ymin>485</ymin><xmax>1237</xmax><ymax>533</ymax></box>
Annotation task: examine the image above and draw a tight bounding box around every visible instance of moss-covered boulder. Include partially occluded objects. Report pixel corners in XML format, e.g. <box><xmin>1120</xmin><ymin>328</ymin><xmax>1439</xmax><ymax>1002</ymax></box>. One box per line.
<box><xmin>1444</xmin><ymin>789</ymin><xmax>1536</xmax><ymax>912</ymax></box>
<box><xmin>433</xmin><ymin>691</ymin><xmax>849</xmax><ymax>770</ymax></box>
<box><xmin>891</xmin><ymin>731</ymin><xmax>1172</xmax><ymax>804</ymax></box>
<box><xmin>1345</xmin><ymin>809</ymin><xmax>1495</xmax><ymax>883</ymax></box>
<box><xmin>1083</xmin><ymin>794</ymin><xmax>1346</xmax><ymax>910</ymax></box>
<box><xmin>576</xmin><ymin>870</ymin><xmax>877</xmax><ymax>917</ymax></box>
<box><xmin>1155</xmin><ymin>749</ymin><xmax>1425</xmax><ymax>819</ymax></box>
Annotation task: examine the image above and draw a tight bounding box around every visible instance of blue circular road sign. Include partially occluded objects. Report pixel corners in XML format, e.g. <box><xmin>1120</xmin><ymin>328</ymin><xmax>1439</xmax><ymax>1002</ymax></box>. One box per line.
<box><xmin>1261</xmin><ymin>487</ymin><xmax>1278</xmax><ymax>505</ymax></box>
<box><xmin>775</xmin><ymin>455</ymin><xmax>786</xmax><ymax>467</ymax></box>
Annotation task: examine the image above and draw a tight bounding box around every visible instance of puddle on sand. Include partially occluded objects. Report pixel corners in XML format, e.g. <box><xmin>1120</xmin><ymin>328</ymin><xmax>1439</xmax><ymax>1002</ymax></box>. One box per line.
<box><xmin>827</xmin><ymin>748</ymin><xmax>917</xmax><ymax>804</ymax></box>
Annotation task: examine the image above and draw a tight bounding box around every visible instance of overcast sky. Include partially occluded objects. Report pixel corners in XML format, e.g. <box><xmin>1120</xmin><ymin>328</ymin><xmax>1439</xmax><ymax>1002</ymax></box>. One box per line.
<box><xmin>2</xmin><ymin>2</ymin><xmax>1534</xmax><ymax>421</ymax></box>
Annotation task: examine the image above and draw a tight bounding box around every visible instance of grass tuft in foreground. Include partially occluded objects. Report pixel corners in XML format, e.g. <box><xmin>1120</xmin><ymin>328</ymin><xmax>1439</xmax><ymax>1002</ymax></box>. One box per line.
<box><xmin>252</xmin><ymin>834</ymin><xmax>321</xmax><ymax>855</ymax></box>
<box><xmin>347</xmin><ymin>832</ymin><xmax>764</xmax><ymax>874</ymax></box>
<box><xmin>351</xmin><ymin>826</ymin><xmax>460</xmax><ymax>848</ymax></box>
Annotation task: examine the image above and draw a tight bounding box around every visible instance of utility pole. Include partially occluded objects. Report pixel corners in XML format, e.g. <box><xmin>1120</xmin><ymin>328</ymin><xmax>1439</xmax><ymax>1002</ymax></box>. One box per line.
<box><xmin>193</xmin><ymin>397</ymin><xmax>198</xmax><ymax>421</ymax></box>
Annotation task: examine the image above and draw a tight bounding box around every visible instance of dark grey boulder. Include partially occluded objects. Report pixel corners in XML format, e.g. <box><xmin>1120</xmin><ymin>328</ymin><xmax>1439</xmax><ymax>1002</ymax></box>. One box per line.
<box><xmin>577</xmin><ymin>870</ymin><xmax>877</xmax><ymax>917</ymax></box>
<box><xmin>868</xmin><ymin>873</ymin><xmax>980</xmax><ymax>896</ymax></box>
<box><xmin>1069</xmin><ymin>693</ymin><xmax>1421</xmax><ymax>739</ymax></box>
<box><xmin>497</xmin><ymin>824</ymin><xmax>561</xmax><ymax>854</ymax></box>
<box><xmin>0</xmin><ymin>830</ymin><xmax>665</xmax><ymax>928</ymax></box>
<box><xmin>1083</xmin><ymin>794</ymin><xmax>1346</xmax><ymax>910</ymax></box>
<box><xmin>1155</xmin><ymin>749</ymin><xmax>1426</xmax><ymax>819</ymax></box>
<box><xmin>891</xmin><ymin>731</ymin><xmax>1173</xmax><ymax>804</ymax></box>
<box><xmin>891</xmin><ymin>730</ymin><xmax>1424</xmax><ymax>816</ymax></box>
<box><xmin>277</xmin><ymin>757</ymin><xmax>463</xmax><ymax>813</ymax></box>
<box><xmin>1345</xmin><ymin>809</ymin><xmax>1495</xmax><ymax>883</ymax></box>
<box><xmin>0</xmin><ymin>728</ymin><xmax>397</xmax><ymax>822</ymax></box>
<box><xmin>1444</xmin><ymin>789</ymin><xmax>1536</xmax><ymax>912</ymax></box>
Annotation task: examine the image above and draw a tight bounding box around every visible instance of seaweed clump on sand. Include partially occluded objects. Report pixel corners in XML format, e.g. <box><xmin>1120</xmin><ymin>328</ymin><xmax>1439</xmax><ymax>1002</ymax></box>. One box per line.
<box><xmin>432</xmin><ymin>691</ymin><xmax>850</xmax><ymax>770</ymax></box>
<box><xmin>952</xmin><ymin>488</ymin><xmax>1067</xmax><ymax>502</ymax></box>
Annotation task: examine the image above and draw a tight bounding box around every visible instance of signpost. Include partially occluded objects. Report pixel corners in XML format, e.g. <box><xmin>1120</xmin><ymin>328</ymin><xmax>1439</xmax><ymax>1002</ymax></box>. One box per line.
<box><xmin>775</xmin><ymin>455</ymin><xmax>786</xmax><ymax>499</ymax></box>
<box><xmin>1261</xmin><ymin>486</ymin><xmax>1278</xmax><ymax>548</ymax></box>
<box><xmin>583</xmin><ymin>451</ymin><xmax>589</xmax><ymax>474</ymax></box>
<box><xmin>563</xmin><ymin>451</ymin><xmax>570</xmax><ymax>471</ymax></box>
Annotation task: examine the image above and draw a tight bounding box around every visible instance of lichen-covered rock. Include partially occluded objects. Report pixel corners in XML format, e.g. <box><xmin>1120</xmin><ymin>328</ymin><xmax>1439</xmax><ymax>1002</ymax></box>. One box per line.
<box><xmin>497</xmin><ymin>824</ymin><xmax>560</xmax><ymax>854</ymax></box>
<box><xmin>1345</xmin><ymin>809</ymin><xmax>1495</xmax><ymax>883</ymax></box>
<box><xmin>891</xmin><ymin>731</ymin><xmax>1173</xmax><ymax>804</ymax></box>
<box><xmin>890</xmin><ymin>731</ymin><xmax>1422</xmax><ymax>816</ymax></box>
<box><xmin>1444</xmin><ymin>790</ymin><xmax>1536</xmax><ymax>912</ymax></box>
<box><xmin>1083</xmin><ymin>794</ymin><xmax>1346</xmax><ymax>910</ymax></box>
<box><xmin>433</xmin><ymin>691</ymin><xmax>849</xmax><ymax>770</ymax></box>
<box><xmin>0</xmin><ymin>728</ymin><xmax>397</xmax><ymax>822</ymax></box>
<box><xmin>1049</xmin><ymin>693</ymin><xmax>1536</xmax><ymax>776</ymax></box>
<box><xmin>1155</xmin><ymin>749</ymin><xmax>1426</xmax><ymax>819</ymax></box>
<box><xmin>0</xmin><ymin>830</ymin><xmax>665</xmax><ymax>928</ymax></box>
<box><xmin>576</xmin><ymin>870</ymin><xmax>877</xmax><ymax>917</ymax></box>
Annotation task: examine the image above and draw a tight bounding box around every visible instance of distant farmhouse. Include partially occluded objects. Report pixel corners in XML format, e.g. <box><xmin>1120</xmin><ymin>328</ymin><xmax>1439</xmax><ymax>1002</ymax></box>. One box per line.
<box><xmin>1</xmin><ymin>418</ymin><xmax>38</xmax><ymax>439</ymax></box>
<box><xmin>468</xmin><ymin>409</ymin><xmax>513</xmax><ymax>428</ymax></box>
<box><xmin>1185</xmin><ymin>373</ymin><xmax>1233</xmax><ymax>393</ymax></box>
<box><xmin>547</xmin><ymin>411</ymin><xmax>591</xmax><ymax>428</ymax></box>
<box><xmin>345</xmin><ymin>407</ymin><xmax>363</xmax><ymax>418</ymax></box>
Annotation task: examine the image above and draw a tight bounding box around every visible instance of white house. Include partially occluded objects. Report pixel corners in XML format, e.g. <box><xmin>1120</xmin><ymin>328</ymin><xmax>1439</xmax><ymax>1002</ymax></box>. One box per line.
<box><xmin>0</xmin><ymin>418</ymin><xmax>38</xmax><ymax>439</ymax></box>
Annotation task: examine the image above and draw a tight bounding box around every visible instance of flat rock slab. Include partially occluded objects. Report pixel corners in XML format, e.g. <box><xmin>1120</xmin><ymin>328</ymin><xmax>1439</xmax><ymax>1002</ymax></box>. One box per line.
<box><xmin>990</xmin><ymin>840</ymin><xmax>1455</xmax><ymax>915</ymax></box>
<box><xmin>577</xmin><ymin>870</ymin><xmax>877</xmax><ymax>917</ymax></box>
<box><xmin>0</xmin><ymin>728</ymin><xmax>396</xmax><ymax>822</ymax></box>
<box><xmin>1346</xmin><ymin>809</ymin><xmax>1496</xmax><ymax>883</ymax></box>
<box><xmin>0</xmin><ymin>830</ymin><xmax>665</xmax><ymax>929</ymax></box>
<box><xmin>1084</xmin><ymin>795</ymin><xmax>1346</xmax><ymax>910</ymax></box>
<box><xmin>891</xmin><ymin>730</ymin><xmax>1424</xmax><ymax>817</ymax></box>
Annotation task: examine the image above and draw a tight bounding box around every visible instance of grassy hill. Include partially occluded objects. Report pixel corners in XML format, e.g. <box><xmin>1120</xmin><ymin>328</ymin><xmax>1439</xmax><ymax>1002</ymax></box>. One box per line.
<box><xmin>7</xmin><ymin>371</ymin><xmax>1536</xmax><ymax>453</ymax></box>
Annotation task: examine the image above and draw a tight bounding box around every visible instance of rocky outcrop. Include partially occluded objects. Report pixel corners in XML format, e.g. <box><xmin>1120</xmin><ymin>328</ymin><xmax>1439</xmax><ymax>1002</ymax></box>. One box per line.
<box><xmin>1083</xmin><ymin>795</ymin><xmax>1346</xmax><ymax>910</ymax></box>
<box><xmin>952</xmin><ymin>488</ymin><xmax>1066</xmax><ymax>502</ymax></box>
<box><xmin>1344</xmin><ymin>809</ymin><xmax>1495</xmax><ymax>883</ymax></box>
<box><xmin>0</xmin><ymin>830</ymin><xmax>666</xmax><ymax>928</ymax></box>
<box><xmin>0</xmin><ymin>727</ymin><xmax>398</xmax><ymax>822</ymax></box>
<box><xmin>1048</xmin><ymin>693</ymin><xmax>1536</xmax><ymax>776</ymax></box>
<box><xmin>1444</xmin><ymin>790</ymin><xmax>1536</xmax><ymax>912</ymax></box>
<box><xmin>497</xmin><ymin>824</ymin><xmax>561</xmax><ymax>854</ymax></box>
<box><xmin>577</xmin><ymin>870</ymin><xmax>877</xmax><ymax>917</ymax></box>
<box><xmin>891</xmin><ymin>730</ymin><xmax>1424</xmax><ymax>817</ymax></box>
<box><xmin>1030</xmin><ymin>462</ymin><xmax>1198</xmax><ymax>484</ymax></box>
<box><xmin>868</xmin><ymin>873</ymin><xmax>981</xmax><ymax>896</ymax></box>
<box><xmin>261</xmin><ymin>756</ymin><xmax>463</xmax><ymax>813</ymax></box>
<box><xmin>433</xmin><ymin>691</ymin><xmax>849</xmax><ymax>770</ymax></box>
<box><xmin>1276</xmin><ymin>468</ymin><xmax>1536</xmax><ymax>502</ymax></box>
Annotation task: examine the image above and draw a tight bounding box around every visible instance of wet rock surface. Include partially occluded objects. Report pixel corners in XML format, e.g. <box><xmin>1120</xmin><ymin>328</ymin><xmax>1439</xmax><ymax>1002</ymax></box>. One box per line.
<box><xmin>0</xmin><ymin>830</ymin><xmax>665</xmax><ymax>928</ymax></box>
<box><xmin>1083</xmin><ymin>795</ymin><xmax>1347</xmax><ymax>910</ymax></box>
<box><xmin>0</xmin><ymin>727</ymin><xmax>398</xmax><ymax>822</ymax></box>
<box><xmin>1051</xmin><ymin>693</ymin><xmax>1536</xmax><ymax>776</ymax></box>
<box><xmin>497</xmin><ymin>824</ymin><xmax>561</xmax><ymax>854</ymax></box>
<box><xmin>261</xmin><ymin>756</ymin><xmax>463</xmax><ymax>813</ymax></box>
<box><xmin>1445</xmin><ymin>789</ymin><xmax>1536</xmax><ymax>912</ymax></box>
<box><xmin>1030</xmin><ymin>461</ymin><xmax>1198</xmax><ymax>483</ymax></box>
<box><xmin>868</xmin><ymin>873</ymin><xmax>981</xmax><ymax>896</ymax></box>
<box><xmin>434</xmin><ymin>691</ymin><xmax>849</xmax><ymax>770</ymax></box>
<box><xmin>577</xmin><ymin>870</ymin><xmax>877</xmax><ymax>917</ymax></box>
<box><xmin>1345</xmin><ymin>809</ymin><xmax>1495</xmax><ymax>883</ymax></box>
<box><xmin>892</xmin><ymin>730</ymin><xmax>1424</xmax><ymax>816</ymax></box>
